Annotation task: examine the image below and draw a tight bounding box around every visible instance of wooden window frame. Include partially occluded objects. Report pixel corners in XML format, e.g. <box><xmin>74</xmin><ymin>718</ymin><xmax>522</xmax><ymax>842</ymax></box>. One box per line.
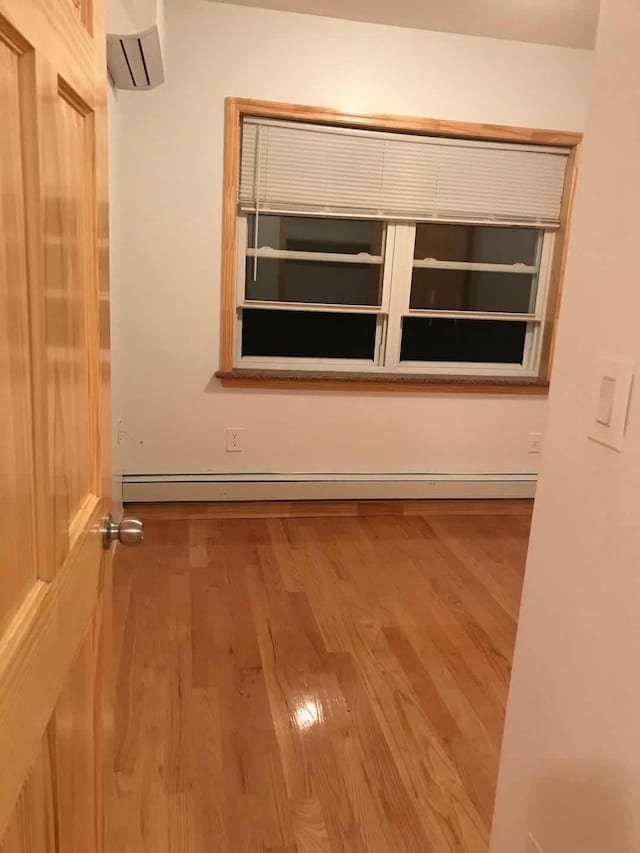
<box><xmin>217</xmin><ymin>97</ymin><xmax>581</xmax><ymax>394</ymax></box>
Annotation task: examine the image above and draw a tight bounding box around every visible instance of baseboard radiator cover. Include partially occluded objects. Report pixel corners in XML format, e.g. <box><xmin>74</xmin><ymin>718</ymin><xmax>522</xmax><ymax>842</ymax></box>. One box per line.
<box><xmin>122</xmin><ymin>472</ymin><xmax>536</xmax><ymax>503</ymax></box>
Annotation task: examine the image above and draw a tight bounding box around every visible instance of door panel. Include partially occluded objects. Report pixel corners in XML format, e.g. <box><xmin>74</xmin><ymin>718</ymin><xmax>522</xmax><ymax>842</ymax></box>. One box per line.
<box><xmin>0</xmin><ymin>34</ymin><xmax>38</xmax><ymax>635</ymax></box>
<box><xmin>0</xmin><ymin>524</ymin><xmax>106</xmax><ymax>837</ymax></box>
<box><xmin>0</xmin><ymin>736</ymin><xmax>56</xmax><ymax>853</ymax></box>
<box><xmin>0</xmin><ymin>0</ymin><xmax>111</xmax><ymax>849</ymax></box>
<box><xmin>50</xmin><ymin>601</ymin><xmax>103</xmax><ymax>853</ymax></box>
<box><xmin>44</xmin><ymin>74</ymin><xmax>99</xmax><ymax>569</ymax></box>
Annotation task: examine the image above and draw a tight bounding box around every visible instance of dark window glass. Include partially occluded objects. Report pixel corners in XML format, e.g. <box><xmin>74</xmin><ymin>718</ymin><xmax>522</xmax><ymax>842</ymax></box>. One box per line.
<box><xmin>410</xmin><ymin>268</ymin><xmax>535</xmax><ymax>313</ymax></box>
<box><xmin>248</xmin><ymin>215</ymin><xmax>383</xmax><ymax>255</ymax></box>
<box><xmin>414</xmin><ymin>223</ymin><xmax>539</xmax><ymax>265</ymax></box>
<box><xmin>400</xmin><ymin>318</ymin><xmax>527</xmax><ymax>364</ymax></box>
<box><xmin>245</xmin><ymin>258</ymin><xmax>382</xmax><ymax>306</ymax></box>
<box><xmin>242</xmin><ymin>309</ymin><xmax>377</xmax><ymax>360</ymax></box>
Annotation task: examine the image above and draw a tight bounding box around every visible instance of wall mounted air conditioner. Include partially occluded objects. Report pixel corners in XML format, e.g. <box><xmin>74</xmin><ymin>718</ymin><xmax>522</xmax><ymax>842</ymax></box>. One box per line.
<box><xmin>107</xmin><ymin>0</ymin><xmax>165</xmax><ymax>90</ymax></box>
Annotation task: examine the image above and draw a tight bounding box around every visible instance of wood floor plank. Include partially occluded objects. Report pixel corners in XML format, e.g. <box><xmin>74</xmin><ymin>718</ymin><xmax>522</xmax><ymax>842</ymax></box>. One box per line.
<box><xmin>425</xmin><ymin>515</ymin><xmax>529</xmax><ymax>620</ymax></box>
<box><xmin>263</xmin><ymin>518</ymin><xmax>478</xmax><ymax>849</ymax></box>
<box><xmin>113</xmin><ymin>503</ymin><xmax>529</xmax><ymax>851</ymax></box>
<box><xmin>289</xmin><ymin>797</ymin><xmax>331</xmax><ymax>852</ymax></box>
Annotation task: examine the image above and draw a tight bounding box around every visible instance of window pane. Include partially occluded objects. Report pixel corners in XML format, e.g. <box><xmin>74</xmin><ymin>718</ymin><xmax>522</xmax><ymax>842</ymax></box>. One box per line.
<box><xmin>410</xmin><ymin>268</ymin><xmax>536</xmax><ymax>313</ymax></box>
<box><xmin>400</xmin><ymin>317</ymin><xmax>527</xmax><ymax>363</ymax></box>
<box><xmin>245</xmin><ymin>258</ymin><xmax>382</xmax><ymax>306</ymax></box>
<box><xmin>242</xmin><ymin>309</ymin><xmax>377</xmax><ymax>360</ymax></box>
<box><xmin>248</xmin><ymin>215</ymin><xmax>384</xmax><ymax>254</ymax></box>
<box><xmin>414</xmin><ymin>223</ymin><xmax>539</xmax><ymax>265</ymax></box>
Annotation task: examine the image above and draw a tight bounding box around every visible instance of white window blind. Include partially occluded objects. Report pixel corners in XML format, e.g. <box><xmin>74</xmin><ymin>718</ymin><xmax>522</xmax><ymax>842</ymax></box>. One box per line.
<box><xmin>239</xmin><ymin>118</ymin><xmax>570</xmax><ymax>227</ymax></box>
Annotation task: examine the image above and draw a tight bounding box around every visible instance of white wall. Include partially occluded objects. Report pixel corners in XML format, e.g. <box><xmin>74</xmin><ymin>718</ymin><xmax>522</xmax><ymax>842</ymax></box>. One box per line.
<box><xmin>491</xmin><ymin>0</ymin><xmax>640</xmax><ymax>849</ymax></box>
<box><xmin>112</xmin><ymin>0</ymin><xmax>591</xmax><ymax>476</ymax></box>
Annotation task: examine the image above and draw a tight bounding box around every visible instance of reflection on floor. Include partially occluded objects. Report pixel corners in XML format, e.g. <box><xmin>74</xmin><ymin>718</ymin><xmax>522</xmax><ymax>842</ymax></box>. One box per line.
<box><xmin>112</xmin><ymin>501</ymin><xmax>530</xmax><ymax>852</ymax></box>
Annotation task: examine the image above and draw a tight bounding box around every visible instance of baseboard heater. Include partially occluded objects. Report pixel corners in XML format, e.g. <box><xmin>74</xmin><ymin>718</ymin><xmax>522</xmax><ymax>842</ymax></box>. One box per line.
<box><xmin>122</xmin><ymin>472</ymin><xmax>536</xmax><ymax>503</ymax></box>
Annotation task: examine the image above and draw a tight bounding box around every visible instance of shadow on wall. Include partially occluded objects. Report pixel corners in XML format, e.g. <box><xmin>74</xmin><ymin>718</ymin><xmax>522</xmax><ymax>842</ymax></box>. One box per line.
<box><xmin>532</xmin><ymin>764</ymin><xmax>634</xmax><ymax>852</ymax></box>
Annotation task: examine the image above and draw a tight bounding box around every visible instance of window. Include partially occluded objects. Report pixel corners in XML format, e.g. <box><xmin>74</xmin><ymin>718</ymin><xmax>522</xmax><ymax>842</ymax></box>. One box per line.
<box><xmin>237</xmin><ymin>214</ymin><xmax>553</xmax><ymax>374</ymax></box>
<box><xmin>222</xmin><ymin>104</ymin><xmax>580</xmax><ymax>385</ymax></box>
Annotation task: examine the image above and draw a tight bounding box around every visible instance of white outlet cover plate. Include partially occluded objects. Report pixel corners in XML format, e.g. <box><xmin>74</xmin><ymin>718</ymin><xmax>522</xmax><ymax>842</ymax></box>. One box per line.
<box><xmin>588</xmin><ymin>357</ymin><xmax>633</xmax><ymax>452</ymax></box>
<box><xmin>226</xmin><ymin>427</ymin><xmax>244</xmax><ymax>452</ymax></box>
<box><xmin>528</xmin><ymin>432</ymin><xmax>542</xmax><ymax>453</ymax></box>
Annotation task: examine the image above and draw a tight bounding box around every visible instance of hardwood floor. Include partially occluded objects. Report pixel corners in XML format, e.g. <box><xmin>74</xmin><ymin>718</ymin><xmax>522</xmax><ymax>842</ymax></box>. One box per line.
<box><xmin>112</xmin><ymin>503</ymin><xmax>531</xmax><ymax>852</ymax></box>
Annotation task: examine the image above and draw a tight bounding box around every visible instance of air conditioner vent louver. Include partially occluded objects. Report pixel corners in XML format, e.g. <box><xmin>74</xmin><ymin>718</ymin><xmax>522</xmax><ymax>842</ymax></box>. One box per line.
<box><xmin>107</xmin><ymin>27</ymin><xmax>164</xmax><ymax>90</ymax></box>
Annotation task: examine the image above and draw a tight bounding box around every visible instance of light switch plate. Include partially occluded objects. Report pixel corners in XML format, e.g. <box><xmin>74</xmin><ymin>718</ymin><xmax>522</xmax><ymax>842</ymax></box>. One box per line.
<box><xmin>588</xmin><ymin>357</ymin><xmax>633</xmax><ymax>452</ymax></box>
<box><xmin>596</xmin><ymin>375</ymin><xmax>616</xmax><ymax>425</ymax></box>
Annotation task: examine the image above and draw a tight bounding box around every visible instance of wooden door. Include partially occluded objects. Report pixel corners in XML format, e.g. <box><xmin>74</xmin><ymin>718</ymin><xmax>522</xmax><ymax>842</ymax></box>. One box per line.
<box><xmin>0</xmin><ymin>0</ymin><xmax>111</xmax><ymax>850</ymax></box>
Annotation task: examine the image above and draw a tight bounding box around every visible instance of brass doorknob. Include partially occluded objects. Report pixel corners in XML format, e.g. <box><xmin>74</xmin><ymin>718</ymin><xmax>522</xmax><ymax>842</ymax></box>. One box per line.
<box><xmin>102</xmin><ymin>514</ymin><xmax>144</xmax><ymax>549</ymax></box>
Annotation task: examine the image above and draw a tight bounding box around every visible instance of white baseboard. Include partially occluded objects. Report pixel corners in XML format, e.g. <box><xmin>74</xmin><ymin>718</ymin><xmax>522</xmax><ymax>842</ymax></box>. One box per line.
<box><xmin>122</xmin><ymin>472</ymin><xmax>536</xmax><ymax>503</ymax></box>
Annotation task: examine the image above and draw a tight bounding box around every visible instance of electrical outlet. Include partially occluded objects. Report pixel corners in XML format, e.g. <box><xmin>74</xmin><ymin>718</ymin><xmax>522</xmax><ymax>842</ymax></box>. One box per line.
<box><xmin>528</xmin><ymin>432</ymin><xmax>543</xmax><ymax>454</ymax></box>
<box><xmin>527</xmin><ymin>832</ymin><xmax>545</xmax><ymax>853</ymax></box>
<box><xmin>226</xmin><ymin>427</ymin><xmax>244</xmax><ymax>452</ymax></box>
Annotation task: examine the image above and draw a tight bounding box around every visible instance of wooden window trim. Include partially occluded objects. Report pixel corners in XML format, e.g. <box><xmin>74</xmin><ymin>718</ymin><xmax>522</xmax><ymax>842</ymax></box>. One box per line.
<box><xmin>219</xmin><ymin>97</ymin><xmax>581</xmax><ymax>393</ymax></box>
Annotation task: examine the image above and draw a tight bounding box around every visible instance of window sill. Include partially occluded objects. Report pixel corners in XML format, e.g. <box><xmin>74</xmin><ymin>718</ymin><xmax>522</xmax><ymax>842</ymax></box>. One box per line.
<box><xmin>215</xmin><ymin>369</ymin><xmax>549</xmax><ymax>394</ymax></box>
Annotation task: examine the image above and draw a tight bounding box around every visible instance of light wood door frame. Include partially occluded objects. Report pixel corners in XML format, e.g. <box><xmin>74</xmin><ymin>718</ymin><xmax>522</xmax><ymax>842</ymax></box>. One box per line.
<box><xmin>0</xmin><ymin>0</ymin><xmax>112</xmax><ymax>848</ymax></box>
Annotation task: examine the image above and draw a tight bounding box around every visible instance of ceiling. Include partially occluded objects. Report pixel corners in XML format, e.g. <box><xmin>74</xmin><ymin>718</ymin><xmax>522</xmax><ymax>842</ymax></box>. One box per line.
<box><xmin>214</xmin><ymin>0</ymin><xmax>600</xmax><ymax>49</ymax></box>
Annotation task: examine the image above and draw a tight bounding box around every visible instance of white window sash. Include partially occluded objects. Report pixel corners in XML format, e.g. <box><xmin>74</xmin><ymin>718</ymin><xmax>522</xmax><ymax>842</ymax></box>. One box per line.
<box><xmin>236</xmin><ymin>355</ymin><xmax>380</xmax><ymax>369</ymax></box>
<box><xmin>237</xmin><ymin>215</ymin><xmax>394</xmax><ymax>313</ymax></box>
<box><xmin>403</xmin><ymin>310</ymin><xmax>539</xmax><ymax>322</ymax></box>
<box><xmin>246</xmin><ymin>248</ymin><xmax>383</xmax><ymax>264</ymax></box>
<box><xmin>411</xmin><ymin>259</ymin><xmax>537</xmax><ymax>274</ymax></box>
<box><xmin>234</xmin><ymin>215</ymin><xmax>554</xmax><ymax>377</ymax></box>
<box><xmin>383</xmin><ymin>222</ymin><xmax>413</xmax><ymax>368</ymax></box>
<box><xmin>239</xmin><ymin>302</ymin><xmax>385</xmax><ymax>314</ymax></box>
